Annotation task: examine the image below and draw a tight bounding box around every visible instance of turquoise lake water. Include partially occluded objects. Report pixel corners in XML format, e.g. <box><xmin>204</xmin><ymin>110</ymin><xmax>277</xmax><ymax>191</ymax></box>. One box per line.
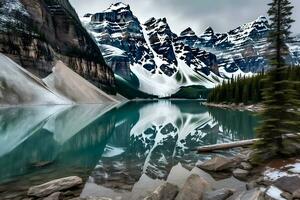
<box><xmin>0</xmin><ymin>100</ymin><xmax>258</xmax><ymax>199</ymax></box>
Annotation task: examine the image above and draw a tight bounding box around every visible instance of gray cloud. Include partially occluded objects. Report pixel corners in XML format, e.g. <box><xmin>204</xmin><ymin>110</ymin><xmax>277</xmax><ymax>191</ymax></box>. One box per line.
<box><xmin>70</xmin><ymin>0</ymin><xmax>300</xmax><ymax>35</ymax></box>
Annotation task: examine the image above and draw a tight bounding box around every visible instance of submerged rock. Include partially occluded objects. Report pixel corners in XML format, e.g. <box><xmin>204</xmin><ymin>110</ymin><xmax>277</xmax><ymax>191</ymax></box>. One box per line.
<box><xmin>27</xmin><ymin>176</ymin><xmax>83</xmax><ymax>197</ymax></box>
<box><xmin>197</xmin><ymin>156</ymin><xmax>237</xmax><ymax>171</ymax></box>
<box><xmin>143</xmin><ymin>182</ymin><xmax>179</xmax><ymax>200</ymax></box>
<box><xmin>175</xmin><ymin>174</ymin><xmax>208</xmax><ymax>200</ymax></box>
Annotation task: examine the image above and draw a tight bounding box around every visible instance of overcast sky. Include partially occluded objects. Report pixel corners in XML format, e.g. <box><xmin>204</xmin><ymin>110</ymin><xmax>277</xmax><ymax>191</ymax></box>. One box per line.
<box><xmin>70</xmin><ymin>0</ymin><xmax>300</xmax><ymax>35</ymax></box>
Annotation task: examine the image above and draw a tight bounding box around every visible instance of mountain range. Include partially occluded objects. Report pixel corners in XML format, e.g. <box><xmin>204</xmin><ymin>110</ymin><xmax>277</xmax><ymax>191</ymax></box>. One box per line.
<box><xmin>0</xmin><ymin>1</ymin><xmax>299</xmax><ymax>103</ymax></box>
<box><xmin>82</xmin><ymin>2</ymin><xmax>300</xmax><ymax>98</ymax></box>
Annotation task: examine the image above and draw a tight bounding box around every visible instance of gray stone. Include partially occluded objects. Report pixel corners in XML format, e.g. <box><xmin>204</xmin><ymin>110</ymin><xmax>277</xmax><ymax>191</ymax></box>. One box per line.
<box><xmin>240</xmin><ymin>162</ymin><xmax>253</xmax><ymax>170</ymax></box>
<box><xmin>233</xmin><ymin>168</ymin><xmax>249</xmax><ymax>180</ymax></box>
<box><xmin>293</xmin><ymin>189</ymin><xmax>300</xmax><ymax>199</ymax></box>
<box><xmin>197</xmin><ymin>156</ymin><xmax>237</xmax><ymax>172</ymax></box>
<box><xmin>235</xmin><ymin>188</ymin><xmax>264</xmax><ymax>200</ymax></box>
<box><xmin>43</xmin><ymin>192</ymin><xmax>61</xmax><ymax>200</ymax></box>
<box><xmin>255</xmin><ymin>177</ymin><xmax>272</xmax><ymax>187</ymax></box>
<box><xmin>238</xmin><ymin>149</ymin><xmax>253</xmax><ymax>161</ymax></box>
<box><xmin>203</xmin><ymin>188</ymin><xmax>234</xmax><ymax>200</ymax></box>
<box><xmin>246</xmin><ymin>181</ymin><xmax>258</xmax><ymax>190</ymax></box>
<box><xmin>175</xmin><ymin>174</ymin><xmax>208</xmax><ymax>200</ymax></box>
<box><xmin>28</xmin><ymin>176</ymin><xmax>83</xmax><ymax>197</ymax></box>
<box><xmin>143</xmin><ymin>182</ymin><xmax>179</xmax><ymax>200</ymax></box>
<box><xmin>274</xmin><ymin>176</ymin><xmax>300</xmax><ymax>194</ymax></box>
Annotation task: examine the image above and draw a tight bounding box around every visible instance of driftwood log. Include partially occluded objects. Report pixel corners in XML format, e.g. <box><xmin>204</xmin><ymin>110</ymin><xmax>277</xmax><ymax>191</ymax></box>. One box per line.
<box><xmin>195</xmin><ymin>133</ymin><xmax>300</xmax><ymax>153</ymax></box>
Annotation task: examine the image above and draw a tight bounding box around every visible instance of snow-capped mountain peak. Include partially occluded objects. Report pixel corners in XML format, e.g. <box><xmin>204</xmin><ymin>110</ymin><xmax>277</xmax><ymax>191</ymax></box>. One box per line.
<box><xmin>203</xmin><ymin>27</ymin><xmax>214</xmax><ymax>35</ymax></box>
<box><xmin>255</xmin><ymin>16</ymin><xmax>268</xmax><ymax>24</ymax></box>
<box><xmin>82</xmin><ymin>4</ymin><xmax>300</xmax><ymax>98</ymax></box>
<box><xmin>180</xmin><ymin>27</ymin><xmax>196</xmax><ymax>37</ymax></box>
<box><xmin>82</xmin><ymin>5</ymin><xmax>222</xmax><ymax>98</ymax></box>
<box><xmin>104</xmin><ymin>2</ymin><xmax>130</xmax><ymax>12</ymax></box>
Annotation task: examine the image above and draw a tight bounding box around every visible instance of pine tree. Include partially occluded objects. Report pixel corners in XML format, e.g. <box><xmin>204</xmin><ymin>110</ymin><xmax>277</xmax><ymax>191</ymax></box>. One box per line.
<box><xmin>252</xmin><ymin>0</ymin><xmax>300</xmax><ymax>162</ymax></box>
<box><xmin>242</xmin><ymin>79</ymin><xmax>249</xmax><ymax>105</ymax></box>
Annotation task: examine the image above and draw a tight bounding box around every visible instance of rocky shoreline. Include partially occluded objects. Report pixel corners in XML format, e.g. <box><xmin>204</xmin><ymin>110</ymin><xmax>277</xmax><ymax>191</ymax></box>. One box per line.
<box><xmin>21</xmin><ymin>147</ymin><xmax>300</xmax><ymax>200</ymax></box>
<box><xmin>204</xmin><ymin>103</ymin><xmax>264</xmax><ymax>112</ymax></box>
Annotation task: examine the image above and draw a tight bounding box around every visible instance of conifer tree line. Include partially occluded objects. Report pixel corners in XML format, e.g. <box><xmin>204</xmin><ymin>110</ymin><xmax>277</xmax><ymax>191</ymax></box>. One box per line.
<box><xmin>207</xmin><ymin>73</ymin><xmax>264</xmax><ymax>105</ymax></box>
<box><xmin>207</xmin><ymin>66</ymin><xmax>300</xmax><ymax>105</ymax></box>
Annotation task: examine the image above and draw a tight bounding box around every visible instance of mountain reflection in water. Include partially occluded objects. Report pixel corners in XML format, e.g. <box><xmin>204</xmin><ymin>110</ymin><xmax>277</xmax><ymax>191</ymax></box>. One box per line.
<box><xmin>0</xmin><ymin>101</ymin><xmax>258</xmax><ymax>199</ymax></box>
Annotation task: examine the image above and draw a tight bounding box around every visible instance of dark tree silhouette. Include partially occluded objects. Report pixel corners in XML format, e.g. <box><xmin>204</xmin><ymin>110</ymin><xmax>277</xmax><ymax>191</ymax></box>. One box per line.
<box><xmin>253</xmin><ymin>0</ymin><xmax>300</xmax><ymax>162</ymax></box>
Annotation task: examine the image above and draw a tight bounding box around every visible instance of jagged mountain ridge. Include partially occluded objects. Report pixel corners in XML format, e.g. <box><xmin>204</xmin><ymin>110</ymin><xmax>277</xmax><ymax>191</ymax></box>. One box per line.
<box><xmin>82</xmin><ymin>2</ymin><xmax>300</xmax><ymax>98</ymax></box>
<box><xmin>83</xmin><ymin>2</ymin><xmax>222</xmax><ymax>98</ymax></box>
<box><xmin>182</xmin><ymin>16</ymin><xmax>300</xmax><ymax>73</ymax></box>
<box><xmin>0</xmin><ymin>0</ymin><xmax>116</xmax><ymax>94</ymax></box>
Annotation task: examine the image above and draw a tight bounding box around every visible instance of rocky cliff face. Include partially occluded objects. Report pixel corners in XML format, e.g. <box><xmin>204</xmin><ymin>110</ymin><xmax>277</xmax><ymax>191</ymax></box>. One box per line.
<box><xmin>0</xmin><ymin>0</ymin><xmax>115</xmax><ymax>93</ymax></box>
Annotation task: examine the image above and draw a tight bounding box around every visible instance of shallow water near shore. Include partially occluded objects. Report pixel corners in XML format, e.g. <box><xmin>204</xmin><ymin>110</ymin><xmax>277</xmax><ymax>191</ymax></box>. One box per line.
<box><xmin>0</xmin><ymin>100</ymin><xmax>258</xmax><ymax>199</ymax></box>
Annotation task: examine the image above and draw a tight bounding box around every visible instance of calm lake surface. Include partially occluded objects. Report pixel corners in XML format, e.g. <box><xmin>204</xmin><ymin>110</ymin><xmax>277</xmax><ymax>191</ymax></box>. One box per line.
<box><xmin>0</xmin><ymin>100</ymin><xmax>258</xmax><ymax>199</ymax></box>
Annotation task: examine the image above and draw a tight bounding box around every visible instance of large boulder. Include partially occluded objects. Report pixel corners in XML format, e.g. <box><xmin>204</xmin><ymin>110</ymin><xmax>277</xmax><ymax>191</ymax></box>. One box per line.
<box><xmin>274</xmin><ymin>176</ymin><xmax>300</xmax><ymax>194</ymax></box>
<box><xmin>175</xmin><ymin>174</ymin><xmax>209</xmax><ymax>200</ymax></box>
<box><xmin>197</xmin><ymin>156</ymin><xmax>238</xmax><ymax>172</ymax></box>
<box><xmin>143</xmin><ymin>182</ymin><xmax>179</xmax><ymax>200</ymax></box>
<box><xmin>28</xmin><ymin>176</ymin><xmax>83</xmax><ymax>197</ymax></box>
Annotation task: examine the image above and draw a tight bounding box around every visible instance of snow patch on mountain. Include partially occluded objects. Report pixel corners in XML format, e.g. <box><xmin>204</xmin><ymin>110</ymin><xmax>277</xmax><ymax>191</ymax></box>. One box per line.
<box><xmin>104</xmin><ymin>2</ymin><xmax>129</xmax><ymax>12</ymax></box>
<box><xmin>0</xmin><ymin>0</ymin><xmax>29</xmax><ymax>25</ymax></box>
<box><xmin>99</xmin><ymin>44</ymin><xmax>127</xmax><ymax>58</ymax></box>
<box><xmin>219</xmin><ymin>67</ymin><xmax>253</xmax><ymax>78</ymax></box>
<box><xmin>226</xmin><ymin>16</ymin><xmax>269</xmax><ymax>45</ymax></box>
